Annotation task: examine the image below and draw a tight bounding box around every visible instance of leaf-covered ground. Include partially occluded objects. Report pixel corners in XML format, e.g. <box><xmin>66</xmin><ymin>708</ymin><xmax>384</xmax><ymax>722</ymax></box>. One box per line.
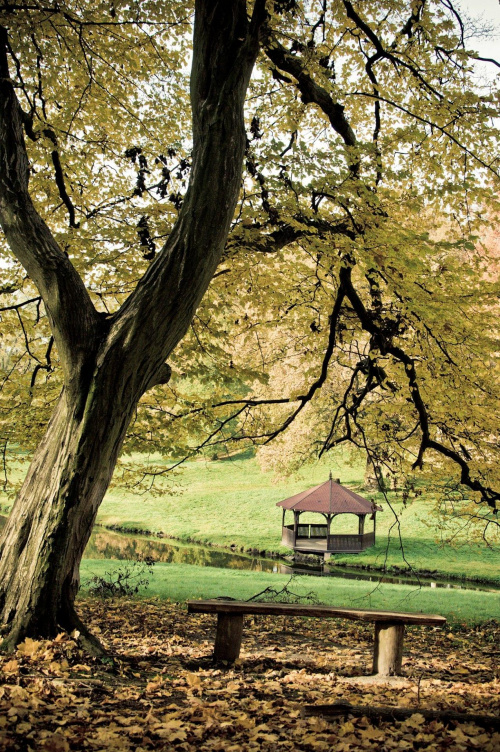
<box><xmin>0</xmin><ymin>599</ymin><xmax>498</xmax><ymax>751</ymax></box>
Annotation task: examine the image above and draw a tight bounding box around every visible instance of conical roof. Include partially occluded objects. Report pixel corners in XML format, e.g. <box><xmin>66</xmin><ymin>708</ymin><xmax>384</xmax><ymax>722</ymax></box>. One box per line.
<box><xmin>276</xmin><ymin>477</ymin><xmax>380</xmax><ymax>515</ymax></box>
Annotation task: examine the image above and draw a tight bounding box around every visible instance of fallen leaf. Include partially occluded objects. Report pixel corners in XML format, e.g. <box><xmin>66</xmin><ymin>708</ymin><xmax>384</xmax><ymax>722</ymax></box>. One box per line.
<box><xmin>2</xmin><ymin>660</ymin><xmax>18</xmax><ymax>674</ymax></box>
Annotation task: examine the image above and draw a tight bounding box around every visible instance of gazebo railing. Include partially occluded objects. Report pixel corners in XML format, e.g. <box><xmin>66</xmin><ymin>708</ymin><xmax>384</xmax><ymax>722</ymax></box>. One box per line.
<box><xmin>282</xmin><ymin>526</ymin><xmax>295</xmax><ymax>547</ymax></box>
<box><xmin>327</xmin><ymin>533</ymin><xmax>375</xmax><ymax>551</ymax></box>
<box><xmin>282</xmin><ymin>524</ymin><xmax>375</xmax><ymax>552</ymax></box>
<box><xmin>297</xmin><ymin>524</ymin><xmax>328</xmax><ymax>539</ymax></box>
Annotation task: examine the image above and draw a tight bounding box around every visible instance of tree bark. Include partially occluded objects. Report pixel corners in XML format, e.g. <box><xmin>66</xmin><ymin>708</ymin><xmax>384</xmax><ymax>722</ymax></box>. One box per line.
<box><xmin>0</xmin><ymin>0</ymin><xmax>265</xmax><ymax>651</ymax></box>
<box><xmin>0</xmin><ymin>378</ymin><xmax>137</xmax><ymax>651</ymax></box>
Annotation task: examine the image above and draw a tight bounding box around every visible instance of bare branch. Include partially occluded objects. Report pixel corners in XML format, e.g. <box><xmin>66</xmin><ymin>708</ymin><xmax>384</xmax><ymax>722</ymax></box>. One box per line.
<box><xmin>43</xmin><ymin>130</ymin><xmax>80</xmax><ymax>229</ymax></box>
<box><xmin>262</xmin><ymin>280</ymin><xmax>347</xmax><ymax>443</ymax></box>
<box><xmin>470</xmin><ymin>54</ymin><xmax>500</xmax><ymax>69</ymax></box>
<box><xmin>0</xmin><ymin>296</ymin><xmax>41</xmax><ymax>312</ymax></box>
<box><xmin>351</xmin><ymin>91</ymin><xmax>500</xmax><ymax>178</ymax></box>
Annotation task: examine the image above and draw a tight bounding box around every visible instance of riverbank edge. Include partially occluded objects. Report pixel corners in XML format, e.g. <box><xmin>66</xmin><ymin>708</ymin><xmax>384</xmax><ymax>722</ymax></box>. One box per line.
<box><xmin>94</xmin><ymin>522</ymin><xmax>500</xmax><ymax>588</ymax></box>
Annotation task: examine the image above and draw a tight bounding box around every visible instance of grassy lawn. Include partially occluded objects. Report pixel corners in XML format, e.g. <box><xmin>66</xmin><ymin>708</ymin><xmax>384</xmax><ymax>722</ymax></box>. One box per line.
<box><xmin>97</xmin><ymin>449</ymin><xmax>347</xmax><ymax>550</ymax></box>
<box><xmin>94</xmin><ymin>452</ymin><xmax>499</xmax><ymax>583</ymax></box>
<box><xmin>2</xmin><ymin>449</ymin><xmax>499</xmax><ymax>584</ymax></box>
<box><xmin>79</xmin><ymin>559</ymin><xmax>500</xmax><ymax>625</ymax></box>
<box><xmin>331</xmin><ymin>533</ymin><xmax>500</xmax><ymax>582</ymax></box>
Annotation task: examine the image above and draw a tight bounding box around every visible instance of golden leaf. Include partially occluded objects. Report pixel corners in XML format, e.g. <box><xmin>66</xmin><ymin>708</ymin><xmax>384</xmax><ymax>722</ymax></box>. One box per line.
<box><xmin>2</xmin><ymin>660</ymin><xmax>19</xmax><ymax>674</ymax></box>
<box><xmin>17</xmin><ymin>637</ymin><xmax>42</xmax><ymax>657</ymax></box>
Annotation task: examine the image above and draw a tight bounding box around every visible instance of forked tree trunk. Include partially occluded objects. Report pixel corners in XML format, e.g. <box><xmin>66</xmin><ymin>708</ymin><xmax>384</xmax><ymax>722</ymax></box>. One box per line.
<box><xmin>0</xmin><ymin>0</ymin><xmax>265</xmax><ymax>651</ymax></box>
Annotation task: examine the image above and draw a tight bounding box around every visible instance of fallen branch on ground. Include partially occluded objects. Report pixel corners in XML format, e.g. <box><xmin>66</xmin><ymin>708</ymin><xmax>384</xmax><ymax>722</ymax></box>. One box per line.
<box><xmin>303</xmin><ymin>701</ymin><xmax>500</xmax><ymax>730</ymax></box>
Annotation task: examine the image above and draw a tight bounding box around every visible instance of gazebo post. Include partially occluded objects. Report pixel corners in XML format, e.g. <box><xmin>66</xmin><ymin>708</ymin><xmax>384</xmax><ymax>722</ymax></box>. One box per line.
<box><xmin>326</xmin><ymin>514</ymin><xmax>333</xmax><ymax>549</ymax></box>
<box><xmin>358</xmin><ymin>515</ymin><xmax>366</xmax><ymax>536</ymax></box>
<box><xmin>293</xmin><ymin>510</ymin><xmax>300</xmax><ymax>546</ymax></box>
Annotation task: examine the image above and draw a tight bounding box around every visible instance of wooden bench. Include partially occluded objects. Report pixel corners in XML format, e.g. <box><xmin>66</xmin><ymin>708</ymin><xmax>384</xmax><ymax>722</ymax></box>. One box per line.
<box><xmin>187</xmin><ymin>599</ymin><xmax>446</xmax><ymax>676</ymax></box>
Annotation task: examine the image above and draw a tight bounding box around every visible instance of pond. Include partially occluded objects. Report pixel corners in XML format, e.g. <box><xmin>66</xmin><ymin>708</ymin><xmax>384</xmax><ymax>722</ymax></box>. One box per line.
<box><xmin>85</xmin><ymin>524</ymin><xmax>500</xmax><ymax>593</ymax></box>
<box><xmin>0</xmin><ymin>515</ymin><xmax>497</xmax><ymax>592</ymax></box>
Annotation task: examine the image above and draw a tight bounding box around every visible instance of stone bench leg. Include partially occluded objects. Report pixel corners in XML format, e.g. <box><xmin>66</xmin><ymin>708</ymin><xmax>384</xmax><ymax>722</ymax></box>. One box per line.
<box><xmin>213</xmin><ymin>613</ymin><xmax>244</xmax><ymax>662</ymax></box>
<box><xmin>372</xmin><ymin>621</ymin><xmax>405</xmax><ymax>676</ymax></box>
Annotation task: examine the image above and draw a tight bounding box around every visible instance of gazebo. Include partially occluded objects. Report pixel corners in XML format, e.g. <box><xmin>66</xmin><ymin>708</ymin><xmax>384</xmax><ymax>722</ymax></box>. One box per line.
<box><xmin>277</xmin><ymin>474</ymin><xmax>382</xmax><ymax>557</ymax></box>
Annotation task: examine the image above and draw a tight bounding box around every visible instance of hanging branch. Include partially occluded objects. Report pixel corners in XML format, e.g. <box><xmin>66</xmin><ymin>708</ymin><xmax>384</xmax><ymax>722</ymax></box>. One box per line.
<box><xmin>43</xmin><ymin>130</ymin><xmax>80</xmax><ymax>229</ymax></box>
<box><xmin>339</xmin><ymin>265</ymin><xmax>499</xmax><ymax>511</ymax></box>
<box><xmin>262</xmin><ymin>280</ymin><xmax>347</xmax><ymax>443</ymax></box>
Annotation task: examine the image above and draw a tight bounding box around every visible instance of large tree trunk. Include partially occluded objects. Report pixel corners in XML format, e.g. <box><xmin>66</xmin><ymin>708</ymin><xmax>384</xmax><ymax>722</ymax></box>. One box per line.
<box><xmin>0</xmin><ymin>336</ymin><xmax>172</xmax><ymax>651</ymax></box>
<box><xmin>0</xmin><ymin>378</ymin><xmax>136</xmax><ymax>650</ymax></box>
<box><xmin>0</xmin><ymin>0</ymin><xmax>265</xmax><ymax>651</ymax></box>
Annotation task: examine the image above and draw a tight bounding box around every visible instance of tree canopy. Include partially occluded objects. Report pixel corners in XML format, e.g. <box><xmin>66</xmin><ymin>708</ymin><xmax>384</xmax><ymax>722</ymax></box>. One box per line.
<box><xmin>0</xmin><ymin>0</ymin><xmax>499</xmax><ymax>645</ymax></box>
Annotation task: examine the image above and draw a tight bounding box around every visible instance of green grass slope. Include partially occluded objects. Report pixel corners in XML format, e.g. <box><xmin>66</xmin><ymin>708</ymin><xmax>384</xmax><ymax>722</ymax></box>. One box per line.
<box><xmin>95</xmin><ymin>452</ymin><xmax>499</xmax><ymax>583</ymax></box>
<box><xmin>79</xmin><ymin>560</ymin><xmax>500</xmax><ymax>625</ymax></box>
<box><xmin>2</xmin><ymin>450</ymin><xmax>498</xmax><ymax>584</ymax></box>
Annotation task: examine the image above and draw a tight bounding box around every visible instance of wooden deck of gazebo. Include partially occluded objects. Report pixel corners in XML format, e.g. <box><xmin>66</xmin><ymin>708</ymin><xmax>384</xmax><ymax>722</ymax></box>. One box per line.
<box><xmin>277</xmin><ymin>475</ymin><xmax>381</xmax><ymax>557</ymax></box>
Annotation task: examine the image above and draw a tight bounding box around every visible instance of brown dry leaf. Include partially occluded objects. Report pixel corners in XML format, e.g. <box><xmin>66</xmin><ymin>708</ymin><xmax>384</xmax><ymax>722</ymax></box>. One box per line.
<box><xmin>0</xmin><ymin>599</ymin><xmax>497</xmax><ymax>752</ymax></box>
<box><xmin>154</xmin><ymin>720</ymin><xmax>187</xmax><ymax>741</ymax></box>
<box><xmin>41</xmin><ymin>731</ymin><xmax>70</xmax><ymax>752</ymax></box>
<box><xmin>1</xmin><ymin>659</ymin><xmax>19</xmax><ymax>674</ymax></box>
<box><xmin>338</xmin><ymin>720</ymin><xmax>356</xmax><ymax>735</ymax></box>
<box><xmin>124</xmin><ymin>724</ymin><xmax>144</xmax><ymax>736</ymax></box>
<box><xmin>359</xmin><ymin>724</ymin><xmax>385</xmax><ymax>740</ymax></box>
<box><xmin>401</xmin><ymin>712</ymin><xmax>426</xmax><ymax>729</ymax></box>
<box><xmin>16</xmin><ymin>637</ymin><xmax>43</xmax><ymax>657</ymax></box>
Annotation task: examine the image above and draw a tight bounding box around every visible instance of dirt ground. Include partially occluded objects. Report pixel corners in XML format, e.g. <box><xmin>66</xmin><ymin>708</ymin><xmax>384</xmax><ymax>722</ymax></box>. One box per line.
<box><xmin>0</xmin><ymin>598</ymin><xmax>498</xmax><ymax>751</ymax></box>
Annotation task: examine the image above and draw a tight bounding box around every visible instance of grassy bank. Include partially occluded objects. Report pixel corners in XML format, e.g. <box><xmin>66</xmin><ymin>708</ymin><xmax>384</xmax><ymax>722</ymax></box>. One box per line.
<box><xmin>3</xmin><ymin>449</ymin><xmax>499</xmax><ymax>584</ymax></box>
<box><xmin>79</xmin><ymin>559</ymin><xmax>500</xmax><ymax>625</ymax></box>
<box><xmin>97</xmin><ymin>450</ymin><xmax>346</xmax><ymax>551</ymax></box>
<box><xmin>95</xmin><ymin>452</ymin><xmax>499</xmax><ymax>583</ymax></box>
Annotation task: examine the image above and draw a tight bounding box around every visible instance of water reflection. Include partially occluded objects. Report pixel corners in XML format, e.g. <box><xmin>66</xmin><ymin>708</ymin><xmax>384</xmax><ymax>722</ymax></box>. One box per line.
<box><xmin>85</xmin><ymin>525</ymin><xmax>500</xmax><ymax>593</ymax></box>
<box><xmin>85</xmin><ymin>527</ymin><xmax>281</xmax><ymax>573</ymax></box>
<box><xmin>0</xmin><ymin>515</ymin><xmax>497</xmax><ymax>592</ymax></box>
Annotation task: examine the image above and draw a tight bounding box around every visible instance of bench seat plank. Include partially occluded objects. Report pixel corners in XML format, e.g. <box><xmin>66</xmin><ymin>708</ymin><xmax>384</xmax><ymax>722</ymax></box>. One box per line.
<box><xmin>187</xmin><ymin>599</ymin><xmax>446</xmax><ymax>626</ymax></box>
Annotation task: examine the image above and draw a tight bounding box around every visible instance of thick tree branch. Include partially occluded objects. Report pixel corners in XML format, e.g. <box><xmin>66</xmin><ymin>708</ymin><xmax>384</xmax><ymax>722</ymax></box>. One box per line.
<box><xmin>343</xmin><ymin>0</ymin><xmax>444</xmax><ymax>102</ymax></box>
<box><xmin>227</xmin><ymin>216</ymin><xmax>354</xmax><ymax>257</ymax></box>
<box><xmin>145</xmin><ymin>363</ymin><xmax>172</xmax><ymax>391</ymax></box>
<box><xmin>304</xmin><ymin>701</ymin><xmax>500</xmax><ymax>730</ymax></box>
<box><xmin>262</xmin><ymin>35</ymin><xmax>359</xmax><ymax>175</ymax></box>
<box><xmin>106</xmin><ymin>0</ymin><xmax>267</xmax><ymax>397</ymax></box>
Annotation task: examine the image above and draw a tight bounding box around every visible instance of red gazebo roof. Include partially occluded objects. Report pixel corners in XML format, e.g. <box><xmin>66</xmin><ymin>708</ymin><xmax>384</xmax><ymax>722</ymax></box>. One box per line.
<box><xmin>276</xmin><ymin>477</ymin><xmax>381</xmax><ymax>515</ymax></box>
